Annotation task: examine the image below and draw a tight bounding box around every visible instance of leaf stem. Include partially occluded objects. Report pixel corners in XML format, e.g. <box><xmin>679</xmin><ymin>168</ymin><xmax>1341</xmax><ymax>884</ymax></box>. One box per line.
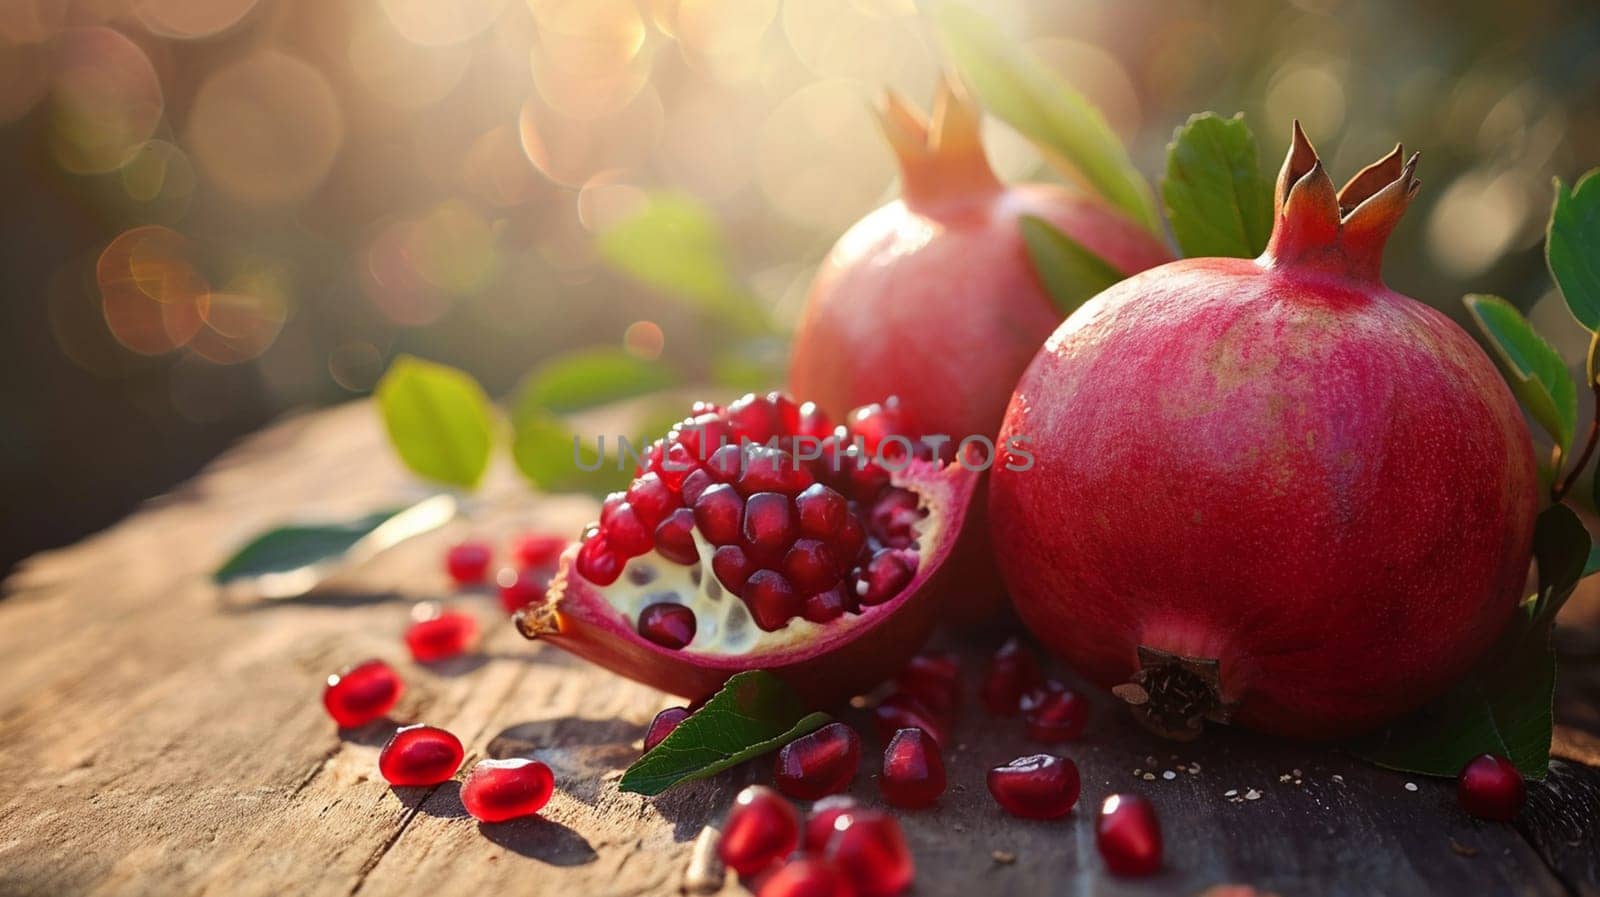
<box><xmin>1551</xmin><ymin>330</ymin><xmax>1600</xmax><ymax>502</ymax></box>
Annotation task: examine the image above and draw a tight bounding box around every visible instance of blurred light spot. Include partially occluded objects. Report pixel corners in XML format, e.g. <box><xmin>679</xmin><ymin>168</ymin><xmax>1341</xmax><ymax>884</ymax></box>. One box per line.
<box><xmin>1027</xmin><ymin>38</ymin><xmax>1141</xmax><ymax>138</ymax></box>
<box><xmin>1143</xmin><ymin>21</ymin><xmax>1222</xmax><ymax>107</ymax></box>
<box><xmin>464</xmin><ymin>126</ymin><xmax>540</xmax><ymax>206</ymax></box>
<box><xmin>675</xmin><ymin>0</ymin><xmax>777</xmax><ymax>83</ymax></box>
<box><xmin>133</xmin><ymin>0</ymin><xmax>258</xmax><ymax>40</ymax></box>
<box><xmin>1264</xmin><ymin>64</ymin><xmax>1346</xmax><ymax>139</ymax></box>
<box><xmin>348</xmin><ymin>14</ymin><xmax>471</xmax><ymax>110</ymax></box>
<box><xmin>187</xmin><ymin>51</ymin><xmax>344</xmax><ymax>206</ymax></box>
<box><xmin>759</xmin><ymin>79</ymin><xmax>893</xmax><ymax>231</ymax></box>
<box><xmin>1426</xmin><ymin>169</ymin><xmax>1529</xmax><ymax>278</ymax></box>
<box><xmin>782</xmin><ymin>0</ymin><xmax>932</xmax><ymax>92</ymax></box>
<box><xmin>531</xmin><ymin>39</ymin><xmax>653</xmax><ymax>119</ymax></box>
<box><xmin>0</xmin><ymin>0</ymin><xmax>67</xmax><ymax>43</ymax></box>
<box><xmin>380</xmin><ymin>0</ymin><xmax>507</xmax><ymax>47</ymax></box>
<box><xmin>659</xmin><ymin>83</ymin><xmax>760</xmax><ymax>201</ymax></box>
<box><xmin>97</xmin><ymin>226</ymin><xmax>207</xmax><ymax>355</ymax></box>
<box><xmin>529</xmin><ymin>0</ymin><xmax>646</xmax><ymax>73</ymax></box>
<box><xmin>49</xmin><ymin>27</ymin><xmax>164</xmax><ymax>174</ymax></box>
<box><xmin>623</xmin><ymin>320</ymin><xmax>664</xmax><ymax>360</ymax></box>
<box><xmin>169</xmin><ymin>354</ymin><xmax>242</xmax><ymax>423</ymax></box>
<box><xmin>0</xmin><ymin>36</ymin><xmax>49</xmax><ymax>124</ymax></box>
<box><xmin>576</xmin><ymin>170</ymin><xmax>646</xmax><ymax>233</ymax></box>
<box><xmin>982</xmin><ymin>117</ymin><xmax>1043</xmax><ymax>184</ymax></box>
<box><xmin>520</xmin><ymin>84</ymin><xmax>663</xmax><ymax>187</ymax></box>
<box><xmin>119</xmin><ymin>139</ymin><xmax>196</xmax><ymax>220</ymax></box>
<box><xmin>329</xmin><ymin>342</ymin><xmax>385</xmax><ymax>392</ymax></box>
<box><xmin>411</xmin><ymin>201</ymin><xmax>501</xmax><ymax>294</ymax></box>
<box><xmin>365</xmin><ymin>218</ymin><xmax>451</xmax><ymax>326</ymax></box>
<box><xmin>187</xmin><ymin>264</ymin><xmax>289</xmax><ymax>364</ymax></box>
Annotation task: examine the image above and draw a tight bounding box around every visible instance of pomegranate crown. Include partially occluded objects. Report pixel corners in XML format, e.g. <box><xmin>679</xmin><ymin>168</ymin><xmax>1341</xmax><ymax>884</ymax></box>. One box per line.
<box><xmin>1263</xmin><ymin>121</ymin><xmax>1420</xmax><ymax>282</ymax></box>
<box><xmin>876</xmin><ymin>74</ymin><xmax>1001</xmax><ymax>208</ymax></box>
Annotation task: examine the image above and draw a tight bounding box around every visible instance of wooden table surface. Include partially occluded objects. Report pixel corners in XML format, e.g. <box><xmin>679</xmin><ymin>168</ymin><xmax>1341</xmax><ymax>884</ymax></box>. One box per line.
<box><xmin>2</xmin><ymin>401</ymin><xmax>1598</xmax><ymax>897</ymax></box>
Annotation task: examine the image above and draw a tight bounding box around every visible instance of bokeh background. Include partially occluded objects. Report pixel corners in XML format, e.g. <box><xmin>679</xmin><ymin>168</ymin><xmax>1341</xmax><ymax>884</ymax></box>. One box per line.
<box><xmin>3</xmin><ymin>0</ymin><xmax>1599</xmax><ymax>575</ymax></box>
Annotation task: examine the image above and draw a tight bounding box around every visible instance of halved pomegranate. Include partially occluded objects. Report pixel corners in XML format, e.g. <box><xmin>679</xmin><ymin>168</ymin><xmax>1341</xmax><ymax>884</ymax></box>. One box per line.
<box><xmin>515</xmin><ymin>392</ymin><xmax>979</xmax><ymax>706</ymax></box>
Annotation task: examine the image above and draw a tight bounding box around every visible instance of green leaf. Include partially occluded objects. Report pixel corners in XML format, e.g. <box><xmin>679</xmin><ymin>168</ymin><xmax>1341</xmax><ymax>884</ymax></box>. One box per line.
<box><xmin>924</xmin><ymin>0</ymin><xmax>1161</xmax><ymax>235</ymax></box>
<box><xmin>619</xmin><ymin>672</ymin><xmax>830</xmax><ymax>796</ymax></box>
<box><xmin>375</xmin><ymin>356</ymin><xmax>495</xmax><ymax>490</ymax></box>
<box><xmin>214</xmin><ymin>509</ymin><xmax>404</xmax><ymax>585</ymax></box>
<box><xmin>1547</xmin><ymin>171</ymin><xmax>1600</xmax><ymax>331</ymax></box>
<box><xmin>512</xmin><ymin>348</ymin><xmax>676</xmax><ymax>420</ymax></box>
<box><xmin>1464</xmin><ymin>294</ymin><xmax>1577</xmax><ymax>458</ymax></box>
<box><xmin>1161</xmin><ymin>112</ymin><xmax>1273</xmax><ymax>259</ymax></box>
<box><xmin>510</xmin><ymin>409</ymin><xmax>629</xmax><ymax>498</ymax></box>
<box><xmin>1531</xmin><ymin>502</ymin><xmax>1592</xmax><ymax>631</ymax></box>
<box><xmin>1019</xmin><ymin>215</ymin><xmax>1123</xmax><ymax>318</ymax></box>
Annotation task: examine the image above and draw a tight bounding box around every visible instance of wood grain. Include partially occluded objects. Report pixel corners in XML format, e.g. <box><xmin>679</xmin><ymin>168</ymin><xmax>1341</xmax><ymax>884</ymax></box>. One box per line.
<box><xmin>0</xmin><ymin>401</ymin><xmax>1595</xmax><ymax>896</ymax></box>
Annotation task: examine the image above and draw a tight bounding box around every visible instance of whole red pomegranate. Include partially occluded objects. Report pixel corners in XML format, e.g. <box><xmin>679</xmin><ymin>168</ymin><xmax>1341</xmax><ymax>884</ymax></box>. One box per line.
<box><xmin>516</xmin><ymin>392</ymin><xmax>979</xmax><ymax>707</ymax></box>
<box><xmin>989</xmin><ymin>125</ymin><xmax>1538</xmax><ymax>740</ymax></box>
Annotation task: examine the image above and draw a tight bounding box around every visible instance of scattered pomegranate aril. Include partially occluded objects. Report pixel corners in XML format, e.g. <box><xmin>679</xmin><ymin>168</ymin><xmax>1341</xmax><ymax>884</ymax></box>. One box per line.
<box><xmin>825</xmin><ymin>809</ymin><xmax>914</xmax><ymax>897</ymax></box>
<box><xmin>758</xmin><ymin>857</ymin><xmax>858</xmax><ymax>897</ymax></box>
<box><xmin>872</xmin><ymin>693</ymin><xmax>947</xmax><ymax>746</ymax></box>
<box><xmin>987</xmin><ymin>754</ymin><xmax>1080</xmax><ymax>819</ymax></box>
<box><xmin>1018</xmin><ymin>679</ymin><xmax>1066</xmax><ymax>713</ymax></box>
<box><xmin>460</xmin><ymin>758</ymin><xmax>555</xmax><ymax>823</ymax></box>
<box><xmin>497</xmin><ymin>567</ymin><xmax>549</xmax><ymax>616</ymax></box>
<box><xmin>804</xmin><ymin>795</ymin><xmax>859</xmax><ymax>854</ymax></box>
<box><xmin>774</xmin><ymin>722</ymin><xmax>861</xmax><ymax>800</ymax></box>
<box><xmin>404</xmin><ymin>606</ymin><xmax>478</xmax><ymax>662</ymax></box>
<box><xmin>643</xmin><ymin>706</ymin><xmax>690</xmax><ymax>752</ymax></box>
<box><xmin>323</xmin><ymin>659</ymin><xmax>402</xmax><ymax>728</ymax></box>
<box><xmin>880</xmin><ymin>727</ymin><xmax>944</xmax><ymax>809</ymax></box>
<box><xmin>637</xmin><ymin>603</ymin><xmax>697</xmax><ymax>650</ymax></box>
<box><xmin>718</xmin><ymin>785</ymin><xmax>801</xmax><ymax>877</ymax></box>
<box><xmin>1024</xmin><ymin>688</ymin><xmax>1089</xmax><ymax>743</ymax></box>
<box><xmin>1096</xmin><ymin>793</ymin><xmax>1162</xmax><ymax>876</ymax></box>
<box><xmin>511</xmin><ymin>533</ymin><xmax>567</xmax><ymax>570</ymax></box>
<box><xmin>445</xmin><ymin>541</ymin><xmax>493</xmax><ymax>585</ymax></box>
<box><xmin>1457</xmin><ymin>753</ymin><xmax>1525</xmax><ymax>821</ymax></box>
<box><xmin>378</xmin><ymin>724</ymin><xmax>464</xmax><ymax>786</ymax></box>
<box><xmin>981</xmin><ymin>638</ymin><xmax>1044</xmax><ymax>716</ymax></box>
<box><xmin>895</xmin><ymin>653</ymin><xmax>959</xmax><ymax>717</ymax></box>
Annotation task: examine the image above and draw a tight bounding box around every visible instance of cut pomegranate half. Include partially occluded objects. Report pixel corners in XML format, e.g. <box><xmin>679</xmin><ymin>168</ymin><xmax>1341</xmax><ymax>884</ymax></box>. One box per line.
<box><xmin>515</xmin><ymin>392</ymin><xmax>979</xmax><ymax>707</ymax></box>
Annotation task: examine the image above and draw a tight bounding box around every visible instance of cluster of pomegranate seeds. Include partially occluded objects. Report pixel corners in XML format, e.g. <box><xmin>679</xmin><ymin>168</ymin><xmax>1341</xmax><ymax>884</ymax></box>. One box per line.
<box><xmin>1457</xmin><ymin>753</ymin><xmax>1526</xmax><ymax>821</ymax></box>
<box><xmin>445</xmin><ymin>541</ymin><xmax>493</xmax><ymax>585</ymax></box>
<box><xmin>404</xmin><ymin>605</ymin><xmax>479</xmax><ymax>662</ymax></box>
<box><xmin>980</xmin><ymin>638</ymin><xmax>1043</xmax><ymax>716</ymax></box>
<box><xmin>576</xmin><ymin>392</ymin><xmax>931</xmax><ymax>637</ymax></box>
<box><xmin>756</xmin><ymin>857</ymin><xmax>856</xmax><ymax>897</ymax></box>
<box><xmin>378</xmin><ymin>724</ymin><xmax>465</xmax><ymax>786</ymax></box>
<box><xmin>824</xmin><ymin>808</ymin><xmax>914</xmax><ymax>897</ymax></box>
<box><xmin>774</xmin><ymin>722</ymin><xmax>861</xmax><ymax>800</ymax></box>
<box><xmin>880</xmin><ymin>727</ymin><xmax>945</xmax><ymax>809</ymax></box>
<box><xmin>987</xmin><ymin>754</ymin><xmax>1081</xmax><ymax>819</ymax></box>
<box><xmin>642</xmin><ymin>706</ymin><xmax>690</xmax><ymax>752</ymax></box>
<box><xmin>1096</xmin><ymin>793</ymin><xmax>1162</xmax><ymax>876</ymax></box>
<box><xmin>718</xmin><ymin>786</ymin><xmax>802</xmax><ymax>876</ymax></box>
<box><xmin>460</xmin><ymin>757</ymin><xmax>555</xmax><ymax>823</ymax></box>
<box><xmin>322</xmin><ymin>659</ymin><xmax>402</xmax><ymax>727</ymax></box>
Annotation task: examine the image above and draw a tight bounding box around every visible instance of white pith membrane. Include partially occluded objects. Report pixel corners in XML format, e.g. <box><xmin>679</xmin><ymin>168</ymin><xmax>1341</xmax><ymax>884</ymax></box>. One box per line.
<box><xmin>600</xmin><ymin>481</ymin><xmax>941</xmax><ymax>655</ymax></box>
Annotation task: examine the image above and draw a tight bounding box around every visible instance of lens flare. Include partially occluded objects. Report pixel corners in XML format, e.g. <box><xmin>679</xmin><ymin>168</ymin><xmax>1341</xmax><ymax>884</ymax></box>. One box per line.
<box><xmin>49</xmin><ymin>27</ymin><xmax>164</xmax><ymax>174</ymax></box>
<box><xmin>96</xmin><ymin>226</ymin><xmax>207</xmax><ymax>355</ymax></box>
<box><xmin>133</xmin><ymin>0</ymin><xmax>259</xmax><ymax>40</ymax></box>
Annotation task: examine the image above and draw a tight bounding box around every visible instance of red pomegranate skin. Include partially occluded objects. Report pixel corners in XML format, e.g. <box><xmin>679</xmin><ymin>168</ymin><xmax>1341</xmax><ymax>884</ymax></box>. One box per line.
<box><xmin>990</xmin><ymin>126</ymin><xmax>1538</xmax><ymax>739</ymax></box>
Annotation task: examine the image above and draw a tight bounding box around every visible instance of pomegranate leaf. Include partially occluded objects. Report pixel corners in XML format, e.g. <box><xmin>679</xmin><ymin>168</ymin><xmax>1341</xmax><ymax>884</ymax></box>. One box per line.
<box><xmin>925</xmin><ymin>0</ymin><xmax>1162</xmax><ymax>235</ymax></box>
<box><xmin>1531</xmin><ymin>502</ymin><xmax>1592</xmax><ymax>632</ymax></box>
<box><xmin>1464</xmin><ymin>294</ymin><xmax>1577</xmax><ymax>460</ymax></box>
<box><xmin>1162</xmin><ymin>112</ymin><xmax>1273</xmax><ymax>259</ymax></box>
<box><xmin>1547</xmin><ymin>170</ymin><xmax>1600</xmax><ymax>331</ymax></box>
<box><xmin>510</xmin><ymin>409</ymin><xmax>629</xmax><ymax>498</ymax></box>
<box><xmin>619</xmin><ymin>671</ymin><xmax>831</xmax><ymax>796</ymax></box>
<box><xmin>376</xmin><ymin>355</ymin><xmax>495</xmax><ymax>490</ymax></box>
<box><xmin>512</xmin><ymin>348</ymin><xmax>676</xmax><ymax>417</ymax></box>
<box><xmin>1020</xmin><ymin>216</ymin><xmax>1123</xmax><ymax>317</ymax></box>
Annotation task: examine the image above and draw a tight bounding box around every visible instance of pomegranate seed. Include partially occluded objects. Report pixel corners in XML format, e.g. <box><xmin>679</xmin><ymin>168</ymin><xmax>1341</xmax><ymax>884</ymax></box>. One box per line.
<box><xmin>378</xmin><ymin>724</ymin><xmax>464</xmax><ymax>786</ymax></box>
<box><xmin>758</xmin><ymin>857</ymin><xmax>856</xmax><ymax>897</ymax></box>
<box><xmin>872</xmin><ymin>693</ymin><xmax>946</xmax><ymax>746</ymax></box>
<box><xmin>707</xmin><ymin>443</ymin><xmax>743</xmax><ymax>481</ymax></box>
<box><xmin>839</xmin><ymin>455</ymin><xmax>890</xmax><ymax>502</ymax></box>
<box><xmin>576</xmin><ymin>536</ymin><xmax>624</xmax><ymax>585</ymax></box>
<box><xmin>768</xmin><ymin>392</ymin><xmax>801</xmax><ymax>433</ymax></box>
<box><xmin>643</xmin><ymin>706</ymin><xmax>690</xmax><ymax>751</ymax></box>
<box><xmin>774</xmin><ymin>722</ymin><xmax>861</xmax><ymax>800</ymax></box>
<box><xmin>461</xmin><ymin>758</ymin><xmax>555</xmax><ymax>823</ymax></box>
<box><xmin>785</xmin><ymin>539</ymin><xmax>841</xmax><ymax>592</ymax></box>
<box><xmin>654</xmin><ymin>508</ymin><xmax>700</xmax><ymax>565</ymax></box>
<box><xmin>744</xmin><ymin>492</ymin><xmax>797</xmax><ymax>552</ymax></box>
<box><xmin>445</xmin><ymin>541</ymin><xmax>492</xmax><ymax>585</ymax></box>
<box><xmin>1458</xmin><ymin>753</ymin><xmax>1525</xmax><ymax>821</ymax></box>
<box><xmin>880</xmin><ymin>728</ymin><xmax>944</xmax><ymax>809</ymax></box>
<box><xmin>846</xmin><ymin>399</ymin><xmax>903</xmax><ymax>455</ymax></box>
<box><xmin>322</xmin><ymin>659</ymin><xmax>402</xmax><ymax>728</ymax></box>
<box><xmin>739</xmin><ymin>447</ymin><xmax>812</xmax><ymax>496</ymax></box>
<box><xmin>1097</xmin><ymin>793</ymin><xmax>1162</xmax><ymax>876</ymax></box>
<box><xmin>717</xmin><ymin>785</ymin><xmax>800</xmax><ymax>877</ymax></box>
<box><xmin>896</xmin><ymin>653</ymin><xmax>959</xmax><ymax>717</ymax></box>
<box><xmin>987</xmin><ymin>754</ymin><xmax>1080</xmax><ymax>819</ymax></box>
<box><xmin>825</xmin><ymin>809</ymin><xmax>913</xmax><ymax>897</ymax></box>
<box><xmin>804</xmin><ymin>795</ymin><xmax>859</xmax><ymax>853</ymax></box>
<box><xmin>855</xmin><ymin>551</ymin><xmax>912</xmax><ymax>606</ymax></box>
<box><xmin>660</xmin><ymin>442</ymin><xmax>698</xmax><ymax>488</ymax></box>
<box><xmin>868</xmin><ymin>490</ymin><xmax>921</xmax><ymax>548</ymax></box>
<box><xmin>626</xmin><ymin>472</ymin><xmax>678</xmax><ymax>527</ymax></box>
<box><xmin>496</xmin><ymin>566</ymin><xmax>549</xmax><ymax>615</ymax></box>
<box><xmin>712</xmin><ymin>545</ymin><xmax>755</xmax><ymax>596</ymax></box>
<box><xmin>680</xmin><ymin>468</ymin><xmax>715</xmax><ymax>506</ymax></box>
<box><xmin>796</xmin><ymin>483</ymin><xmax>847</xmax><ymax>537</ymax></box>
<box><xmin>727</xmin><ymin>393</ymin><xmax>782</xmax><ymax>444</ymax></box>
<box><xmin>801</xmin><ymin>586</ymin><xmax>850</xmax><ymax>623</ymax></box>
<box><xmin>676</xmin><ymin>414</ymin><xmax>731</xmax><ymax>460</ymax></box>
<box><xmin>694</xmin><ymin>483</ymin><xmax>744</xmax><ymax>546</ymax></box>
<box><xmin>1024</xmin><ymin>689</ymin><xmax>1089</xmax><ymax>742</ymax></box>
<box><xmin>1019</xmin><ymin>679</ymin><xmax>1067</xmax><ymax>713</ymax></box>
<box><xmin>638</xmin><ymin>603</ymin><xmax>696</xmax><ymax>649</ymax></box>
<box><xmin>605</xmin><ymin>502</ymin><xmax>655</xmax><ymax>557</ymax></box>
<box><xmin>405</xmin><ymin>606</ymin><xmax>478</xmax><ymax>662</ymax></box>
<box><xmin>746</xmin><ymin>570</ymin><xmax>800</xmax><ymax>631</ymax></box>
<box><xmin>797</xmin><ymin>401</ymin><xmax>833</xmax><ymax>440</ymax></box>
<box><xmin>981</xmin><ymin>638</ymin><xmax>1043</xmax><ymax>716</ymax></box>
<box><xmin>600</xmin><ymin>491</ymin><xmax>625</xmax><ymax>524</ymax></box>
<box><xmin>511</xmin><ymin>533</ymin><xmax>566</xmax><ymax>569</ymax></box>
<box><xmin>834</xmin><ymin>515</ymin><xmax>867</xmax><ymax>564</ymax></box>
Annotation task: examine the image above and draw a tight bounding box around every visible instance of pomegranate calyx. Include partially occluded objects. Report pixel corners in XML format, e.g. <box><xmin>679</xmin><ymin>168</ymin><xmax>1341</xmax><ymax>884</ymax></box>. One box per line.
<box><xmin>1109</xmin><ymin>647</ymin><xmax>1236</xmax><ymax>742</ymax></box>
<box><xmin>876</xmin><ymin>73</ymin><xmax>1001</xmax><ymax>210</ymax></box>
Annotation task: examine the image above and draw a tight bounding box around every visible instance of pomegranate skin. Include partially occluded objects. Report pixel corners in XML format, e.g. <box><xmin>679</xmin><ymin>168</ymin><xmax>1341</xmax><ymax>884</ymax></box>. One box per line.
<box><xmin>990</xmin><ymin>126</ymin><xmax>1538</xmax><ymax>740</ymax></box>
